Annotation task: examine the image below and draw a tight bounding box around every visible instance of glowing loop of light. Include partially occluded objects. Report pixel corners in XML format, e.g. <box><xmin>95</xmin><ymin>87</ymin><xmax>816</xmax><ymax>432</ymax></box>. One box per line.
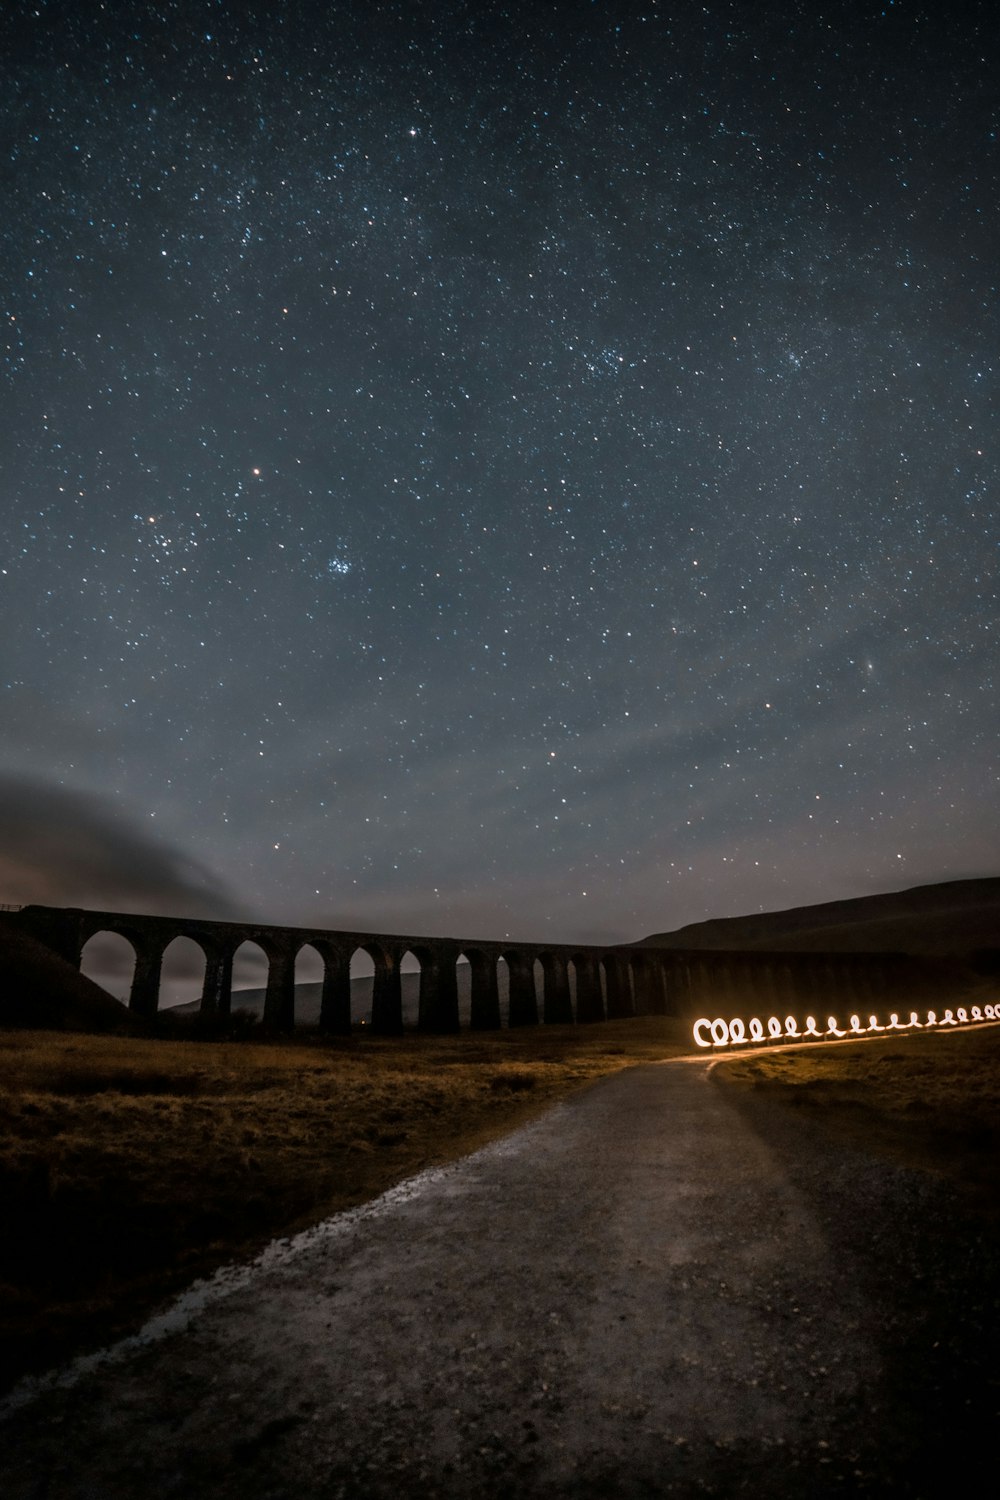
<box><xmin>692</xmin><ymin>1002</ymin><xmax>998</xmax><ymax>1050</ymax></box>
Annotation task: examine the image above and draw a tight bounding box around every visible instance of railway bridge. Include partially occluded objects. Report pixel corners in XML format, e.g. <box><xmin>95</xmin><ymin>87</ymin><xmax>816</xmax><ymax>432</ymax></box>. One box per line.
<box><xmin>10</xmin><ymin>904</ymin><xmax>925</xmax><ymax>1036</ymax></box>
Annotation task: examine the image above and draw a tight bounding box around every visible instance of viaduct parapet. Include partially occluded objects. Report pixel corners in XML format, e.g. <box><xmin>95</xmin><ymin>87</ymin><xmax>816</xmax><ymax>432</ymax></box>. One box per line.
<box><xmin>8</xmin><ymin>905</ymin><xmax>936</xmax><ymax>1036</ymax></box>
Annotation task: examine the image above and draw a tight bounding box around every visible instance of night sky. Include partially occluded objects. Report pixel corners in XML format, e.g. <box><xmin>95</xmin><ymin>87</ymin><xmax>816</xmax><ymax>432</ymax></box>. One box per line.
<box><xmin>2</xmin><ymin>0</ymin><xmax>997</xmax><ymax>956</ymax></box>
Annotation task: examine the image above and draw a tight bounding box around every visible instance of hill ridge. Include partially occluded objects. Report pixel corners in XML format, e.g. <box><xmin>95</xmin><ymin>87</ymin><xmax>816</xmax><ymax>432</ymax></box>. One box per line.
<box><xmin>638</xmin><ymin>877</ymin><xmax>1000</xmax><ymax>956</ymax></box>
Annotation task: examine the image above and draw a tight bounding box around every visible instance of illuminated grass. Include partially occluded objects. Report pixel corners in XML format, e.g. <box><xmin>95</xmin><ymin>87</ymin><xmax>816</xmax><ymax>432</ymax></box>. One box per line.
<box><xmin>712</xmin><ymin>1024</ymin><xmax>1000</xmax><ymax>1213</ymax></box>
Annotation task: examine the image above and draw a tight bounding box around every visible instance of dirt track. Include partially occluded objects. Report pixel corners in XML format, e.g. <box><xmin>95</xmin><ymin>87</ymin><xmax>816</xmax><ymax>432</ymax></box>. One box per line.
<box><xmin>2</xmin><ymin>1058</ymin><xmax>996</xmax><ymax>1497</ymax></box>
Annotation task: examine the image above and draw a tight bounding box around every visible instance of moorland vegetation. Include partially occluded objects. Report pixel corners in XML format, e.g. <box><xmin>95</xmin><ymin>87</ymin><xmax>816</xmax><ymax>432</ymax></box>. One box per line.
<box><xmin>1</xmin><ymin>1014</ymin><xmax>998</xmax><ymax>1397</ymax></box>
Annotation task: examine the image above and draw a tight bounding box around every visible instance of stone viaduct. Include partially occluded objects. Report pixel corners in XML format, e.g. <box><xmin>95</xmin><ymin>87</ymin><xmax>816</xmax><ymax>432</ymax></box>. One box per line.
<box><xmin>9</xmin><ymin>904</ymin><xmax>932</xmax><ymax>1036</ymax></box>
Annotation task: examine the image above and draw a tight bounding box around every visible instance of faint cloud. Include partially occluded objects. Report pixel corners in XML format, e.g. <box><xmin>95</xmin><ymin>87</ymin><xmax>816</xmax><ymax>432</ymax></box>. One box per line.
<box><xmin>0</xmin><ymin>772</ymin><xmax>236</xmax><ymax>918</ymax></box>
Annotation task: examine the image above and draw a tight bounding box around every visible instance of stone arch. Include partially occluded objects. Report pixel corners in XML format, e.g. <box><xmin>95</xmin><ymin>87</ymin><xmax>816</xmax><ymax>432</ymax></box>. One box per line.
<box><xmin>349</xmin><ymin>945</ymin><xmax>377</xmax><ymax>1027</ymax></box>
<box><xmin>289</xmin><ymin>941</ymin><xmax>326</xmax><ymax>1028</ymax></box>
<box><xmin>294</xmin><ymin>940</ymin><xmax>324</xmax><ymax>985</ymax></box>
<box><xmin>229</xmin><ymin>939</ymin><xmax>270</xmax><ymax>1022</ymax></box>
<box><xmin>79</xmin><ymin>929</ymin><xmax>138</xmax><ymax>1007</ymax></box>
<box><xmin>400</xmin><ymin>947</ymin><xmax>425</xmax><ymax>1030</ymax></box>
<box><xmin>503</xmin><ymin>948</ymin><xmax>537</xmax><ymax>1026</ymax></box>
<box><xmin>80</xmin><ymin>921</ymin><xmax>165</xmax><ymax>1016</ymax></box>
<box><xmin>159</xmin><ymin>933</ymin><xmax>208</xmax><ymax>1012</ymax></box>
<box><xmin>460</xmin><ymin>948</ymin><xmax>500</xmax><ymax>1031</ymax></box>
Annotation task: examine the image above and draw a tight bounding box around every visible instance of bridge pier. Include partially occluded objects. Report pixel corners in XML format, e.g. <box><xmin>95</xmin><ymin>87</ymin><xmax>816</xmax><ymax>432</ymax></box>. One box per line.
<box><xmin>318</xmin><ymin>950</ymin><xmax>352</xmax><ymax>1035</ymax></box>
<box><xmin>371</xmin><ymin>951</ymin><xmax>403</xmax><ymax>1035</ymax></box>
<box><xmin>649</xmin><ymin>958</ymin><xmax>670</xmax><ymax>1016</ymax></box>
<box><xmin>505</xmin><ymin>951</ymin><xmax>537</xmax><ymax>1026</ymax></box>
<box><xmin>573</xmin><ymin>955</ymin><xmax>604</xmax><ymax>1023</ymax></box>
<box><xmin>541</xmin><ymin>953</ymin><xmax>573</xmax><ymax>1025</ymax></box>
<box><xmin>419</xmin><ymin>949</ymin><xmax>460</xmax><ymax>1034</ymax></box>
<box><xmin>263</xmin><ymin>946</ymin><xmax>297</xmax><ymax>1031</ymax></box>
<box><xmin>200</xmin><ymin>947</ymin><xmax>234</xmax><ymax>1017</ymax></box>
<box><xmin>468</xmin><ymin>951</ymin><xmax>501</xmax><ymax>1030</ymax></box>
<box><xmin>129</xmin><ymin>943</ymin><xmax>163</xmax><ymax>1017</ymax></box>
<box><xmin>603</xmin><ymin>955</ymin><xmax>632</xmax><ymax>1019</ymax></box>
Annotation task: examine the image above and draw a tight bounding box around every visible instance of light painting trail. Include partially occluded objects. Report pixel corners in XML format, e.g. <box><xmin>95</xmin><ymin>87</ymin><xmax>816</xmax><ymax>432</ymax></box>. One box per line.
<box><xmin>692</xmin><ymin>1004</ymin><xmax>998</xmax><ymax>1050</ymax></box>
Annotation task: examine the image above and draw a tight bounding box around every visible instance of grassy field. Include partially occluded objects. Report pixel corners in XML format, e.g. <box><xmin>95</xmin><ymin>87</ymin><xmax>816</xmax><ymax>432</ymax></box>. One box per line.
<box><xmin>1</xmin><ymin>1016</ymin><xmax>997</xmax><ymax>1396</ymax></box>
<box><xmin>712</xmin><ymin>1023</ymin><xmax>1000</xmax><ymax>1216</ymax></box>
<box><xmin>0</xmin><ymin>1018</ymin><xmax>688</xmax><ymax>1393</ymax></box>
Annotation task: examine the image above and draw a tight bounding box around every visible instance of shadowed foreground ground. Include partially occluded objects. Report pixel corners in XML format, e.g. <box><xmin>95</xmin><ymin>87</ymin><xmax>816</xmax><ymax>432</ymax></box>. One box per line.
<box><xmin>3</xmin><ymin>1040</ymin><xmax>996</xmax><ymax>1498</ymax></box>
<box><xmin>0</xmin><ymin>1019</ymin><xmax>690</xmax><ymax>1388</ymax></box>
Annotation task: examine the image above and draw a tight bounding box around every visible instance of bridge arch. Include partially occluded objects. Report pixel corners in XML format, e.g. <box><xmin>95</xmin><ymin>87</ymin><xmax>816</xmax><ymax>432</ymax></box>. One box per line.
<box><xmin>79</xmin><ymin>929</ymin><xmax>138</xmax><ymax>1007</ymax></box>
<box><xmin>228</xmin><ymin>938</ymin><xmax>270</xmax><ymax>1022</ymax></box>
<box><xmin>160</xmin><ymin>933</ymin><xmax>208</xmax><ymax>1012</ymax></box>
<box><xmin>79</xmin><ymin>921</ymin><xmax>167</xmax><ymax>1015</ymax></box>
<box><xmin>287</xmin><ymin>940</ymin><xmax>331</xmax><ymax>1030</ymax></box>
<box><xmin>296</xmin><ymin>938</ymin><xmax>351</xmax><ymax>1035</ymax></box>
<box><xmin>400</xmin><ymin>946</ymin><xmax>425</xmax><ymax>1030</ymax></box>
<box><xmin>348</xmin><ymin>943</ymin><xmax>381</xmax><ymax>1029</ymax></box>
<box><xmin>369</xmin><ymin>942</ymin><xmax>403</xmax><ymax>1035</ymax></box>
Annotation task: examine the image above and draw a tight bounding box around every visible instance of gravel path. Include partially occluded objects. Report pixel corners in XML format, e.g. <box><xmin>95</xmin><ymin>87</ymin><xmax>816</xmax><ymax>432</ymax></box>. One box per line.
<box><xmin>2</xmin><ymin>1058</ymin><xmax>995</xmax><ymax>1497</ymax></box>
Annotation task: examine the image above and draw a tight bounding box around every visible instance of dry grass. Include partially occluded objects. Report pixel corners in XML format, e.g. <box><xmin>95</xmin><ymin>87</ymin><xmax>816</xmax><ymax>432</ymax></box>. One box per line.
<box><xmin>712</xmin><ymin>1023</ymin><xmax>1000</xmax><ymax>1213</ymax></box>
<box><xmin>4</xmin><ymin>1017</ymin><xmax>996</xmax><ymax>1397</ymax></box>
<box><xmin>0</xmin><ymin>1018</ymin><xmax>687</xmax><ymax>1392</ymax></box>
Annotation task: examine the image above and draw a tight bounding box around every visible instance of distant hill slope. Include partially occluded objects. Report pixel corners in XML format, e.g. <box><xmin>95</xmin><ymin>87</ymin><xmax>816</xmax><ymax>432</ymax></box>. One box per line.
<box><xmin>177</xmin><ymin>966</ymin><xmax>526</xmax><ymax>1026</ymax></box>
<box><xmin>0</xmin><ymin>918</ymin><xmax>129</xmax><ymax>1031</ymax></box>
<box><xmin>216</xmin><ymin>975</ymin><xmax>426</xmax><ymax>1027</ymax></box>
<box><xmin>637</xmin><ymin>878</ymin><xmax>1000</xmax><ymax>957</ymax></box>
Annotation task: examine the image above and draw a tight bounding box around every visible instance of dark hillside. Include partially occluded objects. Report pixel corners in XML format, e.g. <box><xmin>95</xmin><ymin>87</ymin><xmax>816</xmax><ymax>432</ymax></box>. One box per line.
<box><xmin>638</xmin><ymin>878</ymin><xmax>1000</xmax><ymax>957</ymax></box>
<box><xmin>0</xmin><ymin>918</ymin><xmax>128</xmax><ymax>1031</ymax></box>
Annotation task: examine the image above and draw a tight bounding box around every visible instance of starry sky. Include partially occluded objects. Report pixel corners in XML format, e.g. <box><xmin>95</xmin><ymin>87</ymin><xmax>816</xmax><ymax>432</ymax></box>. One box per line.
<box><xmin>2</xmin><ymin>0</ymin><xmax>997</xmax><ymax>952</ymax></box>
